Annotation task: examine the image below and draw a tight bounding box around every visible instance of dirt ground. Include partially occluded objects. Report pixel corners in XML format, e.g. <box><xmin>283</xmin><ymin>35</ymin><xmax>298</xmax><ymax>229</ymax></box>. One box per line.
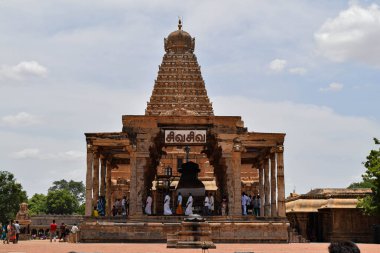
<box><xmin>0</xmin><ymin>241</ymin><xmax>379</xmax><ymax>253</ymax></box>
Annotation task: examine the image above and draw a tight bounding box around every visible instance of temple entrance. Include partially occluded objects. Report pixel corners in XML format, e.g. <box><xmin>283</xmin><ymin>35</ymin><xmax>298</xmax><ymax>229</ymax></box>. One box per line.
<box><xmin>148</xmin><ymin>143</ymin><xmax>221</xmax><ymax>215</ymax></box>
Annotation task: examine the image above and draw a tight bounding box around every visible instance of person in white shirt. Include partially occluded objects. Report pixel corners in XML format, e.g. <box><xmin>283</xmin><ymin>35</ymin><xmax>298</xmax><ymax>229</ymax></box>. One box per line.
<box><xmin>204</xmin><ymin>193</ymin><xmax>210</xmax><ymax>215</ymax></box>
<box><xmin>241</xmin><ymin>192</ymin><xmax>248</xmax><ymax>215</ymax></box>
<box><xmin>185</xmin><ymin>193</ymin><xmax>193</xmax><ymax>215</ymax></box>
<box><xmin>209</xmin><ymin>193</ymin><xmax>214</xmax><ymax>215</ymax></box>
<box><xmin>145</xmin><ymin>193</ymin><xmax>153</xmax><ymax>215</ymax></box>
<box><xmin>70</xmin><ymin>224</ymin><xmax>79</xmax><ymax>243</ymax></box>
<box><xmin>163</xmin><ymin>193</ymin><xmax>172</xmax><ymax>215</ymax></box>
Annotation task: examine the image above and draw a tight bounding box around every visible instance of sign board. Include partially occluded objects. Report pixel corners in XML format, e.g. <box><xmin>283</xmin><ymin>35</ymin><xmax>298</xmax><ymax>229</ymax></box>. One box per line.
<box><xmin>165</xmin><ymin>130</ymin><xmax>206</xmax><ymax>144</ymax></box>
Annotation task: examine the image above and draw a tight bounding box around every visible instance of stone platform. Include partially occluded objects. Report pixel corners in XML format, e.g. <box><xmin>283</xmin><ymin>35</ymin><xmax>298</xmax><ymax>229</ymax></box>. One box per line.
<box><xmin>79</xmin><ymin>216</ymin><xmax>289</xmax><ymax>243</ymax></box>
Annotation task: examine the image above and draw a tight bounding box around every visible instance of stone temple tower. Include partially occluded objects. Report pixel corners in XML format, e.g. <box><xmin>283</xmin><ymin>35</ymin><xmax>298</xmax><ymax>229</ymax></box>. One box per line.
<box><xmin>145</xmin><ymin>20</ymin><xmax>214</xmax><ymax>116</ymax></box>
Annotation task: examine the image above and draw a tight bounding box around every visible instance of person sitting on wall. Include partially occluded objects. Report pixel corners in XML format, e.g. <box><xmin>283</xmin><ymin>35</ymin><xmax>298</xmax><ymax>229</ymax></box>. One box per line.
<box><xmin>328</xmin><ymin>241</ymin><xmax>360</xmax><ymax>253</ymax></box>
<box><xmin>92</xmin><ymin>206</ymin><xmax>99</xmax><ymax>217</ymax></box>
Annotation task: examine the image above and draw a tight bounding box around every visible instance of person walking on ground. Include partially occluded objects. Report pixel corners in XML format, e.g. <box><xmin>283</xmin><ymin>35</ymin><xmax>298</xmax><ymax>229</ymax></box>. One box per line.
<box><xmin>59</xmin><ymin>223</ymin><xmax>66</xmax><ymax>242</ymax></box>
<box><xmin>8</xmin><ymin>220</ymin><xmax>16</xmax><ymax>244</ymax></box>
<box><xmin>163</xmin><ymin>192</ymin><xmax>172</xmax><ymax>215</ymax></box>
<box><xmin>50</xmin><ymin>219</ymin><xmax>57</xmax><ymax>242</ymax></box>
<box><xmin>145</xmin><ymin>193</ymin><xmax>152</xmax><ymax>215</ymax></box>
<box><xmin>176</xmin><ymin>192</ymin><xmax>183</xmax><ymax>215</ymax></box>
<box><xmin>185</xmin><ymin>193</ymin><xmax>193</xmax><ymax>215</ymax></box>
<box><xmin>14</xmin><ymin>221</ymin><xmax>20</xmax><ymax>243</ymax></box>
<box><xmin>70</xmin><ymin>223</ymin><xmax>79</xmax><ymax>243</ymax></box>
<box><xmin>2</xmin><ymin>222</ymin><xmax>8</xmax><ymax>244</ymax></box>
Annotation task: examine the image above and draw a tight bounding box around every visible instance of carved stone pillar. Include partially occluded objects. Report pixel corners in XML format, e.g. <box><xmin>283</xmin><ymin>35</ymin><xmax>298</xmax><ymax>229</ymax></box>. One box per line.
<box><xmin>92</xmin><ymin>153</ymin><xmax>100</xmax><ymax>206</ymax></box>
<box><xmin>270</xmin><ymin>153</ymin><xmax>277</xmax><ymax>217</ymax></box>
<box><xmin>85</xmin><ymin>148</ymin><xmax>93</xmax><ymax>216</ymax></box>
<box><xmin>129</xmin><ymin>152</ymin><xmax>147</xmax><ymax>216</ymax></box>
<box><xmin>223</xmin><ymin>153</ymin><xmax>242</xmax><ymax>216</ymax></box>
<box><xmin>153</xmin><ymin>190</ymin><xmax>157</xmax><ymax>215</ymax></box>
<box><xmin>264</xmin><ymin>157</ymin><xmax>270</xmax><ymax>217</ymax></box>
<box><xmin>277</xmin><ymin>146</ymin><xmax>286</xmax><ymax>217</ymax></box>
<box><xmin>259</xmin><ymin>162</ymin><xmax>264</xmax><ymax>217</ymax></box>
<box><xmin>100</xmin><ymin>157</ymin><xmax>106</xmax><ymax>197</ymax></box>
<box><xmin>106</xmin><ymin>161</ymin><xmax>112</xmax><ymax>216</ymax></box>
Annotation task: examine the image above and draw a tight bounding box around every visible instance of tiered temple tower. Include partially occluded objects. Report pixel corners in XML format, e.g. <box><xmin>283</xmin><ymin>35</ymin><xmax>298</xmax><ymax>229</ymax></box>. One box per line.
<box><xmin>145</xmin><ymin>20</ymin><xmax>213</xmax><ymax>116</ymax></box>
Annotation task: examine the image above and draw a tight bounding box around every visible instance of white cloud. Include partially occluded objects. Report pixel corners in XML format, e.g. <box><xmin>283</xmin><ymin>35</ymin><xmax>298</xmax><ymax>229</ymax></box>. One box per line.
<box><xmin>213</xmin><ymin>96</ymin><xmax>380</xmax><ymax>195</ymax></box>
<box><xmin>0</xmin><ymin>61</ymin><xmax>47</xmax><ymax>80</ymax></box>
<box><xmin>288</xmin><ymin>67</ymin><xmax>307</xmax><ymax>75</ymax></box>
<box><xmin>315</xmin><ymin>3</ymin><xmax>380</xmax><ymax>67</ymax></box>
<box><xmin>10</xmin><ymin>148</ymin><xmax>84</xmax><ymax>161</ymax></box>
<box><xmin>320</xmin><ymin>82</ymin><xmax>344</xmax><ymax>92</ymax></box>
<box><xmin>1</xmin><ymin>112</ymin><xmax>41</xmax><ymax>127</ymax></box>
<box><xmin>11</xmin><ymin>148</ymin><xmax>41</xmax><ymax>159</ymax></box>
<box><xmin>269</xmin><ymin>59</ymin><xmax>287</xmax><ymax>72</ymax></box>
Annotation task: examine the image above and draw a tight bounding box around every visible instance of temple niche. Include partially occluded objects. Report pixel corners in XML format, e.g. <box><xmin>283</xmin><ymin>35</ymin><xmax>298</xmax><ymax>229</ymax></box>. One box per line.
<box><xmin>84</xmin><ymin>20</ymin><xmax>286</xmax><ymax>220</ymax></box>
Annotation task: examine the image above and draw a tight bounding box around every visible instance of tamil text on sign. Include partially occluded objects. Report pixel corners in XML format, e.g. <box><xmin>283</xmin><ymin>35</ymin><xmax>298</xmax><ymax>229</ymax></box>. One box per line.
<box><xmin>165</xmin><ymin>130</ymin><xmax>206</xmax><ymax>144</ymax></box>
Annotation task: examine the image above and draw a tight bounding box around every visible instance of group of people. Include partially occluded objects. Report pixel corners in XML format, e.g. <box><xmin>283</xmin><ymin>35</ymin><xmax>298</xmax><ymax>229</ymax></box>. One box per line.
<box><xmin>49</xmin><ymin>220</ymin><xmax>79</xmax><ymax>243</ymax></box>
<box><xmin>241</xmin><ymin>192</ymin><xmax>261</xmax><ymax>216</ymax></box>
<box><xmin>165</xmin><ymin>192</ymin><xmax>194</xmax><ymax>215</ymax></box>
<box><xmin>145</xmin><ymin>192</ymin><xmax>225</xmax><ymax>216</ymax></box>
<box><xmin>1</xmin><ymin>220</ymin><xmax>20</xmax><ymax>244</ymax></box>
<box><xmin>92</xmin><ymin>196</ymin><xmax>130</xmax><ymax>217</ymax></box>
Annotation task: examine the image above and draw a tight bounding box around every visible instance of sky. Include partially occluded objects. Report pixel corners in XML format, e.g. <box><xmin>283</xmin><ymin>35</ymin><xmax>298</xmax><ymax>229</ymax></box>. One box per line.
<box><xmin>0</xmin><ymin>0</ymin><xmax>379</xmax><ymax>198</ymax></box>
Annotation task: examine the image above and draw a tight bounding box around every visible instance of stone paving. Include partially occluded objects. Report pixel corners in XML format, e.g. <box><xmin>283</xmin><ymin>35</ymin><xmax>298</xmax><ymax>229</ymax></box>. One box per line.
<box><xmin>0</xmin><ymin>241</ymin><xmax>380</xmax><ymax>253</ymax></box>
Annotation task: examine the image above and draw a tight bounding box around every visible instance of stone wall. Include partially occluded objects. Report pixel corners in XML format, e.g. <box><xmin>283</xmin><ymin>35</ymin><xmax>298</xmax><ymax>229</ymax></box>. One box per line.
<box><xmin>79</xmin><ymin>219</ymin><xmax>289</xmax><ymax>243</ymax></box>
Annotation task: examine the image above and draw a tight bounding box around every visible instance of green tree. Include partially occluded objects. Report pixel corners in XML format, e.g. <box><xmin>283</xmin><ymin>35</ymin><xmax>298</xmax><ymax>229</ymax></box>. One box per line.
<box><xmin>49</xmin><ymin>179</ymin><xmax>85</xmax><ymax>204</ymax></box>
<box><xmin>357</xmin><ymin>138</ymin><xmax>380</xmax><ymax>215</ymax></box>
<box><xmin>28</xmin><ymin>193</ymin><xmax>47</xmax><ymax>215</ymax></box>
<box><xmin>348</xmin><ymin>180</ymin><xmax>374</xmax><ymax>189</ymax></box>
<box><xmin>46</xmin><ymin>189</ymin><xmax>79</xmax><ymax>214</ymax></box>
<box><xmin>0</xmin><ymin>171</ymin><xmax>27</xmax><ymax>223</ymax></box>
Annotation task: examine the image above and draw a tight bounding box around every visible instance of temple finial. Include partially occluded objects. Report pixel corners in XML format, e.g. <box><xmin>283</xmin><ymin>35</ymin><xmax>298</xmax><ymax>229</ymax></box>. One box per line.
<box><xmin>178</xmin><ymin>17</ymin><xmax>182</xmax><ymax>30</ymax></box>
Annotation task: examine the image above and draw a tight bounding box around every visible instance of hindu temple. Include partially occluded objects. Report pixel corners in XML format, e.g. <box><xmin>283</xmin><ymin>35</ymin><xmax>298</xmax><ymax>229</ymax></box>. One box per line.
<box><xmin>81</xmin><ymin>20</ymin><xmax>289</xmax><ymax>243</ymax></box>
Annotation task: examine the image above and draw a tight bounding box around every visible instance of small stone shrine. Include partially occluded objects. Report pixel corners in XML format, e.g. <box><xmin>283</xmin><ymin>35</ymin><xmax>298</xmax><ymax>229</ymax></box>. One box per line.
<box><xmin>15</xmin><ymin>202</ymin><xmax>31</xmax><ymax>240</ymax></box>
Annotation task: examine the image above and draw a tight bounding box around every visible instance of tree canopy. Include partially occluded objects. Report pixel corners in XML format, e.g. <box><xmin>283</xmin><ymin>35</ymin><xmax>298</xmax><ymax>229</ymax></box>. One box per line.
<box><xmin>0</xmin><ymin>171</ymin><xmax>27</xmax><ymax>223</ymax></box>
<box><xmin>357</xmin><ymin>138</ymin><xmax>380</xmax><ymax>215</ymax></box>
<box><xmin>46</xmin><ymin>189</ymin><xmax>79</xmax><ymax>214</ymax></box>
<box><xmin>28</xmin><ymin>193</ymin><xmax>47</xmax><ymax>215</ymax></box>
<box><xmin>49</xmin><ymin>179</ymin><xmax>85</xmax><ymax>204</ymax></box>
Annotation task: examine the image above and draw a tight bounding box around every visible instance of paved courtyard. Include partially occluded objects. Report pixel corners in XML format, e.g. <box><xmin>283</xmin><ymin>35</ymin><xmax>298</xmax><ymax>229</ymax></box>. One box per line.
<box><xmin>0</xmin><ymin>241</ymin><xmax>379</xmax><ymax>253</ymax></box>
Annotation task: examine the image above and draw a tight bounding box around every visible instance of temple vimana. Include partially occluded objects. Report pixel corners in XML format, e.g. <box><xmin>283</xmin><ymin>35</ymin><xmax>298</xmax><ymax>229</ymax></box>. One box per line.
<box><xmin>82</xmin><ymin>20</ymin><xmax>289</xmax><ymax>243</ymax></box>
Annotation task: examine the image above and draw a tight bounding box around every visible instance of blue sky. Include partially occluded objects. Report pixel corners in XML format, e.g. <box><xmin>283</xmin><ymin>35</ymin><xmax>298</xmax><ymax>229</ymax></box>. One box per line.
<box><xmin>0</xmin><ymin>0</ymin><xmax>379</xmax><ymax>197</ymax></box>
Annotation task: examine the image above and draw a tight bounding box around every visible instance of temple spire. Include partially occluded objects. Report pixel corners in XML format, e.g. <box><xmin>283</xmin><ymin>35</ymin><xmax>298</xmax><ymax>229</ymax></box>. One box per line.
<box><xmin>145</xmin><ymin>22</ymin><xmax>213</xmax><ymax>116</ymax></box>
<box><xmin>178</xmin><ymin>17</ymin><xmax>182</xmax><ymax>30</ymax></box>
